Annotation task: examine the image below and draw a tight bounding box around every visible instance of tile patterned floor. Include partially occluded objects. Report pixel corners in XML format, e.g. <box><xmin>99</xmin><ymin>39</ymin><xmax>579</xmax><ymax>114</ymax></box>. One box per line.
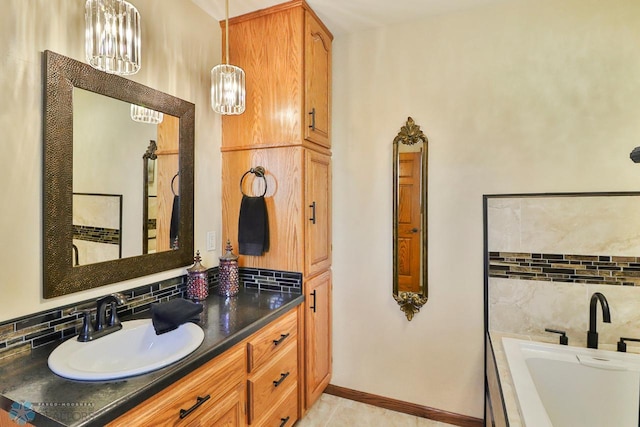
<box><xmin>296</xmin><ymin>393</ymin><xmax>457</xmax><ymax>427</ymax></box>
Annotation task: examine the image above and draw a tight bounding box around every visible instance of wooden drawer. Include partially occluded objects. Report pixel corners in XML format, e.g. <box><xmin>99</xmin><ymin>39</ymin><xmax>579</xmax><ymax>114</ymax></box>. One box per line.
<box><xmin>252</xmin><ymin>385</ymin><xmax>298</xmax><ymax>427</ymax></box>
<box><xmin>248</xmin><ymin>340</ymin><xmax>298</xmax><ymax>424</ymax></box>
<box><xmin>247</xmin><ymin>309</ymin><xmax>297</xmax><ymax>372</ymax></box>
<box><xmin>108</xmin><ymin>343</ymin><xmax>246</xmax><ymax>426</ymax></box>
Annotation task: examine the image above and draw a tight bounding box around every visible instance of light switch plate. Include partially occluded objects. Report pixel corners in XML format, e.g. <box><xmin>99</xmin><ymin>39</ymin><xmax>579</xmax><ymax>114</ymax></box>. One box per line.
<box><xmin>206</xmin><ymin>231</ymin><xmax>216</xmax><ymax>251</ymax></box>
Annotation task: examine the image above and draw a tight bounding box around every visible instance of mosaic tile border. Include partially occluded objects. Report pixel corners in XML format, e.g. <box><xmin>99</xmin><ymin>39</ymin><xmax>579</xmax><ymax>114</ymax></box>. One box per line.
<box><xmin>73</xmin><ymin>225</ymin><xmax>120</xmax><ymax>245</ymax></box>
<box><xmin>240</xmin><ymin>268</ymin><xmax>303</xmax><ymax>293</ymax></box>
<box><xmin>489</xmin><ymin>252</ymin><xmax>640</xmax><ymax>286</ymax></box>
<box><xmin>0</xmin><ymin>266</ymin><xmax>301</xmax><ymax>360</ymax></box>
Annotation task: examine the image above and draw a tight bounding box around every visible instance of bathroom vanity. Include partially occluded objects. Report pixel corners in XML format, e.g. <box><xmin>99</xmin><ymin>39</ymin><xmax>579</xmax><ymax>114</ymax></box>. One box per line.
<box><xmin>0</xmin><ymin>288</ymin><xmax>303</xmax><ymax>427</ymax></box>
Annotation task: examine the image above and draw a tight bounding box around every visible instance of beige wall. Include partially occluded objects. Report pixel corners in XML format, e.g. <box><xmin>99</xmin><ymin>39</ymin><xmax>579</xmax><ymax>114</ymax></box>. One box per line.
<box><xmin>0</xmin><ymin>0</ymin><xmax>222</xmax><ymax>321</ymax></box>
<box><xmin>331</xmin><ymin>0</ymin><xmax>640</xmax><ymax>417</ymax></box>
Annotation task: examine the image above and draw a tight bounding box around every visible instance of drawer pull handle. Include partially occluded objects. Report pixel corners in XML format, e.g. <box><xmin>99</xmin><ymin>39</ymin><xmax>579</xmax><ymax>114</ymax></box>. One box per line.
<box><xmin>280</xmin><ymin>416</ymin><xmax>291</xmax><ymax>427</ymax></box>
<box><xmin>310</xmin><ymin>290</ymin><xmax>317</xmax><ymax>313</ymax></box>
<box><xmin>309</xmin><ymin>107</ymin><xmax>316</xmax><ymax>130</ymax></box>
<box><xmin>273</xmin><ymin>333</ymin><xmax>290</xmax><ymax>346</ymax></box>
<box><xmin>273</xmin><ymin>371</ymin><xmax>290</xmax><ymax>388</ymax></box>
<box><xmin>179</xmin><ymin>395</ymin><xmax>210</xmax><ymax>419</ymax></box>
<box><xmin>309</xmin><ymin>201</ymin><xmax>317</xmax><ymax>224</ymax></box>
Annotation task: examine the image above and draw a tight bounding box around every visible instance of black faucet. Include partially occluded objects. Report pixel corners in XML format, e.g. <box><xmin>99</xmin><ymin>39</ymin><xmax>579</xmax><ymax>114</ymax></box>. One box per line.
<box><xmin>587</xmin><ymin>292</ymin><xmax>611</xmax><ymax>349</ymax></box>
<box><xmin>77</xmin><ymin>293</ymin><xmax>128</xmax><ymax>342</ymax></box>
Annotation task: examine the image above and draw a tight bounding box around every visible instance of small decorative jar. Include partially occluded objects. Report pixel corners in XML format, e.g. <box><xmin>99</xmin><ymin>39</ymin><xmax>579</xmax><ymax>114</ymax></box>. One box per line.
<box><xmin>218</xmin><ymin>240</ymin><xmax>239</xmax><ymax>297</ymax></box>
<box><xmin>186</xmin><ymin>250</ymin><xmax>208</xmax><ymax>301</ymax></box>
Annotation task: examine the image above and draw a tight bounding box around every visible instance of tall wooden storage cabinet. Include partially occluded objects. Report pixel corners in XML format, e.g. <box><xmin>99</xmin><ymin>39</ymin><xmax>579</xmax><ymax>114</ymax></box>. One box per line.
<box><xmin>220</xmin><ymin>0</ymin><xmax>332</xmax><ymax>416</ymax></box>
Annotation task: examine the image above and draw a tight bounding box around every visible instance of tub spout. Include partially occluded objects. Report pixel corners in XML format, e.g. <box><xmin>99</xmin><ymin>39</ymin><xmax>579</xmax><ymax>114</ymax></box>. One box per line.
<box><xmin>587</xmin><ymin>292</ymin><xmax>611</xmax><ymax>349</ymax></box>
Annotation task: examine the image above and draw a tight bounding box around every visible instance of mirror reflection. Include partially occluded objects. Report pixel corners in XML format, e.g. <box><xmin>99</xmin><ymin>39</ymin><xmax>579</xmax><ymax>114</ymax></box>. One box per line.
<box><xmin>142</xmin><ymin>140</ymin><xmax>157</xmax><ymax>254</ymax></box>
<box><xmin>72</xmin><ymin>192</ymin><xmax>122</xmax><ymax>265</ymax></box>
<box><xmin>44</xmin><ymin>50</ymin><xmax>195</xmax><ymax>298</ymax></box>
<box><xmin>73</xmin><ymin>88</ymin><xmax>180</xmax><ymax>264</ymax></box>
<box><xmin>393</xmin><ymin>117</ymin><xmax>429</xmax><ymax>321</ymax></box>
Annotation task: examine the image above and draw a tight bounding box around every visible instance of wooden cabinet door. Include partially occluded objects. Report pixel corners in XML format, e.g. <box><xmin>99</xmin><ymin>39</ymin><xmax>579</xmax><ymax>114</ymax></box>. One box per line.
<box><xmin>222</xmin><ymin>6</ymin><xmax>304</xmax><ymax>151</ymax></box>
<box><xmin>202</xmin><ymin>384</ymin><xmax>246</xmax><ymax>427</ymax></box>
<box><xmin>305</xmin><ymin>150</ymin><xmax>331</xmax><ymax>277</ymax></box>
<box><xmin>107</xmin><ymin>344</ymin><xmax>246</xmax><ymax>426</ymax></box>
<box><xmin>304</xmin><ymin>270</ymin><xmax>332</xmax><ymax>408</ymax></box>
<box><xmin>221</xmin><ymin>147</ymin><xmax>304</xmax><ymax>273</ymax></box>
<box><xmin>304</xmin><ymin>10</ymin><xmax>331</xmax><ymax>149</ymax></box>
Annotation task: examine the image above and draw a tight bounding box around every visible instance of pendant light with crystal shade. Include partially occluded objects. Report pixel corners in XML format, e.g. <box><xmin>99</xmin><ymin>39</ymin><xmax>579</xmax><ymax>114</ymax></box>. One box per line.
<box><xmin>130</xmin><ymin>104</ymin><xmax>164</xmax><ymax>124</ymax></box>
<box><xmin>211</xmin><ymin>0</ymin><xmax>245</xmax><ymax>115</ymax></box>
<box><xmin>85</xmin><ymin>0</ymin><xmax>141</xmax><ymax>75</ymax></box>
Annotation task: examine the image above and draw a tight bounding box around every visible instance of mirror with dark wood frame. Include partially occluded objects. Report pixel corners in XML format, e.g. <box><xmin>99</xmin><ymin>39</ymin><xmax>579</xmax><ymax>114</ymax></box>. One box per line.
<box><xmin>43</xmin><ymin>50</ymin><xmax>195</xmax><ymax>298</ymax></box>
<box><xmin>392</xmin><ymin>117</ymin><xmax>429</xmax><ymax>320</ymax></box>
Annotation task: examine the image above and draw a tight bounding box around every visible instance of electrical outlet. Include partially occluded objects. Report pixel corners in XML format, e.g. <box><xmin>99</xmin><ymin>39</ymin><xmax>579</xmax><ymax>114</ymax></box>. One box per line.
<box><xmin>206</xmin><ymin>231</ymin><xmax>216</xmax><ymax>251</ymax></box>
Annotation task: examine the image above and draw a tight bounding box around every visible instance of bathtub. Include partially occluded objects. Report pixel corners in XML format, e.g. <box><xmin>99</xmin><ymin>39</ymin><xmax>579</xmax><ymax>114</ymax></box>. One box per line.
<box><xmin>502</xmin><ymin>337</ymin><xmax>640</xmax><ymax>427</ymax></box>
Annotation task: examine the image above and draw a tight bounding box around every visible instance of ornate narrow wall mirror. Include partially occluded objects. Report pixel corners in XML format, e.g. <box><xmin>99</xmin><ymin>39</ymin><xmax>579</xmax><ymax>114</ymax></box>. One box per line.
<box><xmin>43</xmin><ymin>50</ymin><xmax>195</xmax><ymax>298</ymax></box>
<box><xmin>393</xmin><ymin>117</ymin><xmax>428</xmax><ymax>320</ymax></box>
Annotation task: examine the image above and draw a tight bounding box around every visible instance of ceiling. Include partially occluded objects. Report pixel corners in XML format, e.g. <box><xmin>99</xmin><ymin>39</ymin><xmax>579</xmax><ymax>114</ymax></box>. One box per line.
<box><xmin>190</xmin><ymin>0</ymin><xmax>508</xmax><ymax>36</ymax></box>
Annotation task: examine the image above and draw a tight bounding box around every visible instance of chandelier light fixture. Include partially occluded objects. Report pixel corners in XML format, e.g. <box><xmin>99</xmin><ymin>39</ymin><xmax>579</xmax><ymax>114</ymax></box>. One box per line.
<box><xmin>130</xmin><ymin>104</ymin><xmax>164</xmax><ymax>124</ymax></box>
<box><xmin>85</xmin><ymin>0</ymin><xmax>141</xmax><ymax>75</ymax></box>
<box><xmin>211</xmin><ymin>0</ymin><xmax>245</xmax><ymax>115</ymax></box>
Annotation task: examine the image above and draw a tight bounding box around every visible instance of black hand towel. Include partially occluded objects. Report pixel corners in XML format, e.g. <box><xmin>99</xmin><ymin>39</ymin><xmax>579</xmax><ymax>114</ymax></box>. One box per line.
<box><xmin>150</xmin><ymin>298</ymin><xmax>202</xmax><ymax>335</ymax></box>
<box><xmin>238</xmin><ymin>195</ymin><xmax>269</xmax><ymax>256</ymax></box>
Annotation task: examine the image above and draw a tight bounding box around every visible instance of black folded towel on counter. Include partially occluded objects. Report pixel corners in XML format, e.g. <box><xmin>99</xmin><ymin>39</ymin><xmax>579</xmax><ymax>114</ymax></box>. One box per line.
<box><xmin>238</xmin><ymin>195</ymin><xmax>269</xmax><ymax>256</ymax></box>
<box><xmin>150</xmin><ymin>298</ymin><xmax>203</xmax><ymax>335</ymax></box>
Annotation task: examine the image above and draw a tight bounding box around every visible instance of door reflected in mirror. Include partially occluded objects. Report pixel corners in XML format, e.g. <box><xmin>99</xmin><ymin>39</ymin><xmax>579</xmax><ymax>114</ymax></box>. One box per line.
<box><xmin>72</xmin><ymin>88</ymin><xmax>180</xmax><ymax>266</ymax></box>
<box><xmin>393</xmin><ymin>117</ymin><xmax>428</xmax><ymax>321</ymax></box>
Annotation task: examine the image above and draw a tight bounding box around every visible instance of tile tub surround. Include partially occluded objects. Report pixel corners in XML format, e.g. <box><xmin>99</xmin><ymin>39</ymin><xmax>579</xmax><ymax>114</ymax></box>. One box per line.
<box><xmin>0</xmin><ymin>288</ymin><xmax>303</xmax><ymax>427</ymax></box>
<box><xmin>489</xmin><ymin>277</ymin><xmax>640</xmax><ymax>348</ymax></box>
<box><xmin>0</xmin><ymin>267</ymin><xmax>302</xmax><ymax>360</ymax></box>
<box><xmin>487</xmin><ymin>195</ymin><xmax>640</xmax><ymax>378</ymax></box>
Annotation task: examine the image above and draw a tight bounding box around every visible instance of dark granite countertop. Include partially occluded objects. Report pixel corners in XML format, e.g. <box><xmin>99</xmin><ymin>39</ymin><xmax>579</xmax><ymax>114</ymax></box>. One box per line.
<box><xmin>0</xmin><ymin>288</ymin><xmax>303</xmax><ymax>427</ymax></box>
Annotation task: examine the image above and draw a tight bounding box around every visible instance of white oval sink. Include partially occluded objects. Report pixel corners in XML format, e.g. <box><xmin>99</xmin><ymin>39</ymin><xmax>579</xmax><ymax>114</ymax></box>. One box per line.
<box><xmin>48</xmin><ymin>319</ymin><xmax>204</xmax><ymax>381</ymax></box>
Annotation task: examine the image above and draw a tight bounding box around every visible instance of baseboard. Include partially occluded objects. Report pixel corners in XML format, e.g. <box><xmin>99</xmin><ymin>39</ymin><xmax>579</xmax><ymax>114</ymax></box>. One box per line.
<box><xmin>324</xmin><ymin>384</ymin><xmax>483</xmax><ymax>427</ymax></box>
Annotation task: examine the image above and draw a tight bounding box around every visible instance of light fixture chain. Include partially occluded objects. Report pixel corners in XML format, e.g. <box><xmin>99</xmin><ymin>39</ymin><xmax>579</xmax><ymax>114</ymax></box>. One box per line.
<box><xmin>225</xmin><ymin>0</ymin><xmax>229</xmax><ymax>65</ymax></box>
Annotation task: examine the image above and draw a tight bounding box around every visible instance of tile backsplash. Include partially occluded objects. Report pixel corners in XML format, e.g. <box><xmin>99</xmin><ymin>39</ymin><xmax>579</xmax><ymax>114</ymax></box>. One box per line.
<box><xmin>0</xmin><ymin>267</ymin><xmax>302</xmax><ymax>360</ymax></box>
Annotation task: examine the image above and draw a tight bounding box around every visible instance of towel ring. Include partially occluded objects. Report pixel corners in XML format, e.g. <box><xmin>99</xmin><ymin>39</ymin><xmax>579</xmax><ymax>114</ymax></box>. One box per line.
<box><xmin>240</xmin><ymin>167</ymin><xmax>267</xmax><ymax>197</ymax></box>
<box><xmin>171</xmin><ymin>172</ymin><xmax>179</xmax><ymax>196</ymax></box>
